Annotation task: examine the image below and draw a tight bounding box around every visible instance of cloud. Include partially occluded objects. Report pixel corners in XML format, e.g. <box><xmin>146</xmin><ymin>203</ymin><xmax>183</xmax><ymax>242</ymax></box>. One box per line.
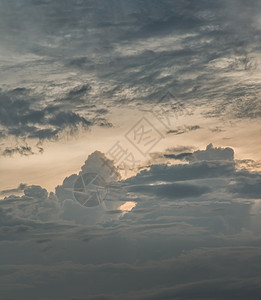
<box><xmin>2</xmin><ymin>145</ymin><xmax>34</xmax><ymax>157</ymax></box>
<box><xmin>55</xmin><ymin>151</ymin><xmax>123</xmax><ymax>224</ymax></box>
<box><xmin>0</xmin><ymin>90</ymin><xmax>93</xmax><ymax>141</ymax></box>
<box><xmin>126</xmin><ymin>159</ymin><xmax>235</xmax><ymax>186</ymax></box>
<box><xmin>0</xmin><ymin>87</ymin><xmax>115</xmax><ymax>155</ymax></box>
<box><xmin>167</xmin><ymin>125</ymin><xmax>201</xmax><ymax>135</ymax></box>
<box><xmin>193</xmin><ymin>143</ymin><xmax>234</xmax><ymax>161</ymax></box>
<box><xmin>164</xmin><ymin>143</ymin><xmax>234</xmax><ymax>162</ymax></box>
<box><xmin>164</xmin><ymin>152</ymin><xmax>193</xmax><ymax>160</ymax></box>
<box><xmin>128</xmin><ymin>182</ymin><xmax>210</xmax><ymax>200</ymax></box>
<box><xmin>24</xmin><ymin>185</ymin><xmax>48</xmax><ymax>200</ymax></box>
<box><xmin>0</xmin><ymin>183</ymin><xmax>27</xmax><ymax>196</ymax></box>
<box><xmin>229</xmin><ymin>172</ymin><xmax>261</xmax><ymax>199</ymax></box>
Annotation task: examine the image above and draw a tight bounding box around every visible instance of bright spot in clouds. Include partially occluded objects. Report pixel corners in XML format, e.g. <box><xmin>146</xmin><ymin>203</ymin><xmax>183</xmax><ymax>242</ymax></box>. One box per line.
<box><xmin>119</xmin><ymin>201</ymin><xmax>137</xmax><ymax>215</ymax></box>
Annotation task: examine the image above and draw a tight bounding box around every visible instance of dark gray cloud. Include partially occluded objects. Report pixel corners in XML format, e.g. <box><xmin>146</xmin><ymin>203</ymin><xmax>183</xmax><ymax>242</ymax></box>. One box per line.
<box><xmin>126</xmin><ymin>159</ymin><xmax>235</xmax><ymax>185</ymax></box>
<box><xmin>164</xmin><ymin>152</ymin><xmax>193</xmax><ymax>160</ymax></box>
<box><xmin>229</xmin><ymin>172</ymin><xmax>261</xmax><ymax>199</ymax></box>
<box><xmin>0</xmin><ymin>89</ymin><xmax>98</xmax><ymax>147</ymax></box>
<box><xmin>128</xmin><ymin>182</ymin><xmax>210</xmax><ymax>199</ymax></box>
<box><xmin>2</xmin><ymin>145</ymin><xmax>34</xmax><ymax>156</ymax></box>
<box><xmin>167</xmin><ymin>125</ymin><xmax>201</xmax><ymax>135</ymax></box>
<box><xmin>24</xmin><ymin>185</ymin><xmax>48</xmax><ymax>200</ymax></box>
<box><xmin>0</xmin><ymin>183</ymin><xmax>27</xmax><ymax>196</ymax></box>
<box><xmin>164</xmin><ymin>143</ymin><xmax>234</xmax><ymax>162</ymax></box>
<box><xmin>0</xmin><ymin>83</ymin><xmax>114</xmax><ymax>154</ymax></box>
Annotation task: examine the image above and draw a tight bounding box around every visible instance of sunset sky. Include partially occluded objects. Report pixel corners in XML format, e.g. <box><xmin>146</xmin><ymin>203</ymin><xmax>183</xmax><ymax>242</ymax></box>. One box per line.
<box><xmin>0</xmin><ymin>1</ymin><xmax>261</xmax><ymax>299</ymax></box>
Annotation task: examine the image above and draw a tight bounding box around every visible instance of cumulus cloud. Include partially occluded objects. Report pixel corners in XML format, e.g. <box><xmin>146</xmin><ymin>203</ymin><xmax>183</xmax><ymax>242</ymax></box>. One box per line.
<box><xmin>24</xmin><ymin>185</ymin><xmax>48</xmax><ymax>200</ymax></box>
<box><xmin>55</xmin><ymin>151</ymin><xmax>124</xmax><ymax>224</ymax></box>
<box><xmin>193</xmin><ymin>143</ymin><xmax>235</xmax><ymax>161</ymax></box>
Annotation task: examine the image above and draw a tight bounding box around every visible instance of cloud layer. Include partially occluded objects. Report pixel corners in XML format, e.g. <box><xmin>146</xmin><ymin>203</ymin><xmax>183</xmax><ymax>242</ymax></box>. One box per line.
<box><xmin>0</xmin><ymin>0</ymin><xmax>261</xmax><ymax>154</ymax></box>
<box><xmin>1</xmin><ymin>145</ymin><xmax>261</xmax><ymax>299</ymax></box>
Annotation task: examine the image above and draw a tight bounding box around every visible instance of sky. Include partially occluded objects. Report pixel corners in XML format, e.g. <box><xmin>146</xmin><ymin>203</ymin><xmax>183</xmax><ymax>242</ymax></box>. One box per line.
<box><xmin>0</xmin><ymin>0</ymin><xmax>261</xmax><ymax>299</ymax></box>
